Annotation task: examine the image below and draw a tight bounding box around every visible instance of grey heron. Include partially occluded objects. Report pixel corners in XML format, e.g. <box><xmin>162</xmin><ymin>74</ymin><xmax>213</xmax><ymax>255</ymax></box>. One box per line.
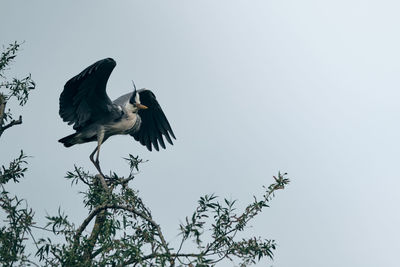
<box><xmin>58</xmin><ymin>58</ymin><xmax>175</xmax><ymax>171</ymax></box>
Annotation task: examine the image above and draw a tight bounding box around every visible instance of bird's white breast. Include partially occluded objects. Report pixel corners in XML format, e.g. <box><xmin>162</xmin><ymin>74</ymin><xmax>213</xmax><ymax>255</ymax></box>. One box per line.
<box><xmin>106</xmin><ymin>113</ymin><xmax>138</xmax><ymax>135</ymax></box>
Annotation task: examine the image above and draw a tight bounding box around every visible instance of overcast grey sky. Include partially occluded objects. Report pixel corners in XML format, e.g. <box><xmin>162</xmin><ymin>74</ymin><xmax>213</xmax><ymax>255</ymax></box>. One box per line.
<box><xmin>1</xmin><ymin>1</ymin><xmax>400</xmax><ymax>266</ymax></box>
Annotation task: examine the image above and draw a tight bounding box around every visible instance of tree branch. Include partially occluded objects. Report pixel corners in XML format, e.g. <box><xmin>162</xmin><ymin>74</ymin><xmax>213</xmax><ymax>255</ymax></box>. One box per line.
<box><xmin>0</xmin><ymin>94</ymin><xmax>6</xmax><ymax>131</ymax></box>
<box><xmin>95</xmin><ymin>173</ymin><xmax>110</xmax><ymax>193</ymax></box>
<box><xmin>74</xmin><ymin>203</ymin><xmax>168</xmax><ymax>250</ymax></box>
<box><xmin>0</xmin><ymin>93</ymin><xmax>22</xmax><ymax>137</ymax></box>
<box><xmin>73</xmin><ymin>173</ymin><xmax>110</xmax><ymax>262</ymax></box>
<box><xmin>83</xmin><ymin>210</ymin><xmax>106</xmax><ymax>262</ymax></box>
<box><xmin>73</xmin><ymin>202</ymin><xmax>172</xmax><ymax>264</ymax></box>
<box><xmin>124</xmin><ymin>250</ymin><xmax>226</xmax><ymax>265</ymax></box>
<box><xmin>1</xmin><ymin>115</ymin><xmax>22</xmax><ymax>131</ymax></box>
<box><xmin>111</xmin><ymin>204</ymin><xmax>170</xmax><ymax>258</ymax></box>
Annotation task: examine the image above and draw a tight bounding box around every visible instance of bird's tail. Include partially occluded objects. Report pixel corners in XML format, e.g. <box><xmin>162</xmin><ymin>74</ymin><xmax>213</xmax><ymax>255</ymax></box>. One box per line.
<box><xmin>58</xmin><ymin>133</ymin><xmax>77</xmax><ymax>147</ymax></box>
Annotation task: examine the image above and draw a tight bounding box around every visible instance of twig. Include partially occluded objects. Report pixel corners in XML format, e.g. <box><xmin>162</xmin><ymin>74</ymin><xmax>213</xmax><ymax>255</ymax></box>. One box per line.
<box><xmin>74</xmin><ymin>165</ymin><xmax>90</xmax><ymax>185</ymax></box>
<box><xmin>1</xmin><ymin>115</ymin><xmax>22</xmax><ymax>131</ymax></box>
<box><xmin>31</xmin><ymin>224</ymin><xmax>76</xmax><ymax>234</ymax></box>
<box><xmin>27</xmin><ymin>228</ymin><xmax>50</xmax><ymax>267</ymax></box>
<box><xmin>124</xmin><ymin>251</ymin><xmax>223</xmax><ymax>265</ymax></box>
<box><xmin>104</xmin><ymin>174</ymin><xmax>135</xmax><ymax>187</ymax></box>
<box><xmin>173</xmin><ymin>235</ymin><xmax>186</xmax><ymax>264</ymax></box>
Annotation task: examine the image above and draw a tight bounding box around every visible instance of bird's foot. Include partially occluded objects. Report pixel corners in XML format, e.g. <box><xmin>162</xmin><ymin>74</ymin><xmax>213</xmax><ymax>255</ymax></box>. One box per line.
<box><xmin>94</xmin><ymin>162</ymin><xmax>104</xmax><ymax>176</ymax></box>
<box><xmin>90</xmin><ymin>157</ymin><xmax>104</xmax><ymax>177</ymax></box>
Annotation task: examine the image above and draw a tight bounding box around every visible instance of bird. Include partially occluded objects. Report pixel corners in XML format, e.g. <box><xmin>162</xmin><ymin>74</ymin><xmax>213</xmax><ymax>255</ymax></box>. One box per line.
<box><xmin>58</xmin><ymin>58</ymin><xmax>175</xmax><ymax>171</ymax></box>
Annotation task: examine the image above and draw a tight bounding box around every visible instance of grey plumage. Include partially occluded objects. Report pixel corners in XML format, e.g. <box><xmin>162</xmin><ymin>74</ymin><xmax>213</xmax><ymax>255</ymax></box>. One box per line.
<box><xmin>58</xmin><ymin>58</ymin><xmax>175</xmax><ymax>169</ymax></box>
<box><xmin>112</xmin><ymin>90</ymin><xmax>175</xmax><ymax>151</ymax></box>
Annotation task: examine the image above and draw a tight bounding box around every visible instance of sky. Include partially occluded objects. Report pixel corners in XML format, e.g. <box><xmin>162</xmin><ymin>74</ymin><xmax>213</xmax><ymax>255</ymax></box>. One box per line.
<box><xmin>1</xmin><ymin>1</ymin><xmax>400</xmax><ymax>266</ymax></box>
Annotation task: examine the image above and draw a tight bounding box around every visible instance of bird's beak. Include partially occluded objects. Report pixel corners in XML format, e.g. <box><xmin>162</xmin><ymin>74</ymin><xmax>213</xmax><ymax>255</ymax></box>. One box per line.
<box><xmin>136</xmin><ymin>104</ymin><xmax>148</xmax><ymax>110</ymax></box>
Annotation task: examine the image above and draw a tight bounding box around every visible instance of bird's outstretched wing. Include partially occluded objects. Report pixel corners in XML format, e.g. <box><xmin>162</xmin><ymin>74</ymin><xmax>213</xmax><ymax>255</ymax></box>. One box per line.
<box><xmin>59</xmin><ymin>58</ymin><xmax>118</xmax><ymax>130</ymax></box>
<box><xmin>132</xmin><ymin>89</ymin><xmax>176</xmax><ymax>151</ymax></box>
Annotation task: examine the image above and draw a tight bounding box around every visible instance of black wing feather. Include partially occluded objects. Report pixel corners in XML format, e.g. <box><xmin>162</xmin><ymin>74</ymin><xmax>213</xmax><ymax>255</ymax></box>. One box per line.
<box><xmin>59</xmin><ymin>58</ymin><xmax>117</xmax><ymax>130</ymax></box>
<box><xmin>132</xmin><ymin>89</ymin><xmax>175</xmax><ymax>151</ymax></box>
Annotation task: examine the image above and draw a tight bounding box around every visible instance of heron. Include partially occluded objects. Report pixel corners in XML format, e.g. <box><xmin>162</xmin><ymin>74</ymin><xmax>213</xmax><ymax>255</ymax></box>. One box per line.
<box><xmin>58</xmin><ymin>58</ymin><xmax>175</xmax><ymax>172</ymax></box>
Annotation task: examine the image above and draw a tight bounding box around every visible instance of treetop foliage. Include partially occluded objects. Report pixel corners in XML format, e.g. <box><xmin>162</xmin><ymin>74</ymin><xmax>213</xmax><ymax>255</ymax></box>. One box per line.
<box><xmin>0</xmin><ymin>42</ymin><xmax>290</xmax><ymax>267</ymax></box>
<box><xmin>0</xmin><ymin>41</ymin><xmax>35</xmax><ymax>138</ymax></box>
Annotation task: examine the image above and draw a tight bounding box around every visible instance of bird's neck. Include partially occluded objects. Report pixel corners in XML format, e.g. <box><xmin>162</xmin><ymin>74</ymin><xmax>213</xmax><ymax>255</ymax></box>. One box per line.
<box><xmin>124</xmin><ymin>102</ymin><xmax>137</xmax><ymax>114</ymax></box>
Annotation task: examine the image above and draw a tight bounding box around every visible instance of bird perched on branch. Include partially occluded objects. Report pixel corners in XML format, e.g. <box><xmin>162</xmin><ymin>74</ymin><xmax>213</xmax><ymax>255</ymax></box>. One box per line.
<box><xmin>58</xmin><ymin>58</ymin><xmax>175</xmax><ymax>171</ymax></box>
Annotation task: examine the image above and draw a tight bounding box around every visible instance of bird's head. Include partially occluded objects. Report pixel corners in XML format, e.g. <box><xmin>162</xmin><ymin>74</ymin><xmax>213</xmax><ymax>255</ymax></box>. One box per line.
<box><xmin>128</xmin><ymin>81</ymin><xmax>148</xmax><ymax>113</ymax></box>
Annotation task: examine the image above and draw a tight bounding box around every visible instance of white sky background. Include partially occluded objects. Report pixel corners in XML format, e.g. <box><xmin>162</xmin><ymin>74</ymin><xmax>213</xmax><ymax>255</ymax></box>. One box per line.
<box><xmin>1</xmin><ymin>1</ymin><xmax>400</xmax><ymax>266</ymax></box>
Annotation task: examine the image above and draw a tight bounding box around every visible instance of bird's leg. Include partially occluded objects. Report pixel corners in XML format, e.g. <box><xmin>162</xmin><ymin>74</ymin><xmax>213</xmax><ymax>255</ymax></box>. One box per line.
<box><xmin>90</xmin><ymin>146</ymin><xmax>103</xmax><ymax>175</ymax></box>
<box><xmin>90</xmin><ymin>130</ymin><xmax>105</xmax><ymax>175</ymax></box>
<box><xmin>89</xmin><ymin>147</ymin><xmax>98</xmax><ymax>165</ymax></box>
<box><xmin>95</xmin><ymin>130</ymin><xmax>104</xmax><ymax>164</ymax></box>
